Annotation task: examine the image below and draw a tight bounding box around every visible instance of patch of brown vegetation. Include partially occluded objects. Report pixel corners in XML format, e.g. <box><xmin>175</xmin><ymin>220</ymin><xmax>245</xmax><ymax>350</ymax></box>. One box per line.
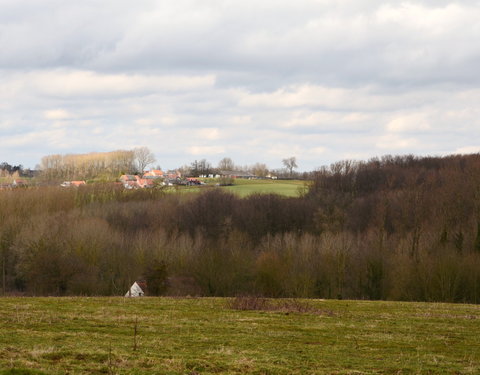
<box><xmin>227</xmin><ymin>296</ymin><xmax>335</xmax><ymax>316</ymax></box>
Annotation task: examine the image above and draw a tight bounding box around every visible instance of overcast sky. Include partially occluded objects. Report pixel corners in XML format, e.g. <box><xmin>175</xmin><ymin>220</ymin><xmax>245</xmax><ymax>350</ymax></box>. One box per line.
<box><xmin>1</xmin><ymin>0</ymin><xmax>480</xmax><ymax>171</ymax></box>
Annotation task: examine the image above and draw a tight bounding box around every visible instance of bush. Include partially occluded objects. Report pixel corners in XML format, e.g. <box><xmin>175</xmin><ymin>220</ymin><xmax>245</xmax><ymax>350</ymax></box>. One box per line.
<box><xmin>144</xmin><ymin>259</ymin><xmax>169</xmax><ymax>296</ymax></box>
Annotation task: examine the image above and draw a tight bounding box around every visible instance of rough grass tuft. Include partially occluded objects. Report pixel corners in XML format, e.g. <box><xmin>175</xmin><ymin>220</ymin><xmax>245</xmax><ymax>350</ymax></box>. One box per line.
<box><xmin>227</xmin><ymin>296</ymin><xmax>270</xmax><ymax>311</ymax></box>
<box><xmin>0</xmin><ymin>370</ymin><xmax>48</xmax><ymax>375</ymax></box>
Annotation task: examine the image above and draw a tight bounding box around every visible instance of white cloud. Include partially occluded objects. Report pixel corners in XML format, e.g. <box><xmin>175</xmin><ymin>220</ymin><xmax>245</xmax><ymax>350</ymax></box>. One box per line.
<box><xmin>188</xmin><ymin>146</ymin><xmax>225</xmax><ymax>156</ymax></box>
<box><xmin>2</xmin><ymin>128</ymin><xmax>68</xmax><ymax>148</ymax></box>
<box><xmin>455</xmin><ymin>146</ymin><xmax>480</xmax><ymax>154</ymax></box>
<box><xmin>134</xmin><ymin>118</ymin><xmax>155</xmax><ymax>126</ymax></box>
<box><xmin>2</xmin><ymin>70</ymin><xmax>215</xmax><ymax>98</ymax></box>
<box><xmin>309</xmin><ymin>146</ymin><xmax>327</xmax><ymax>155</ymax></box>
<box><xmin>230</xmin><ymin>116</ymin><xmax>252</xmax><ymax>125</ymax></box>
<box><xmin>376</xmin><ymin>134</ymin><xmax>419</xmax><ymax>150</ymax></box>
<box><xmin>386</xmin><ymin>113</ymin><xmax>431</xmax><ymax>133</ymax></box>
<box><xmin>1</xmin><ymin>1</ymin><xmax>480</xmax><ymax>170</ymax></box>
<box><xmin>196</xmin><ymin>128</ymin><xmax>221</xmax><ymax>140</ymax></box>
<box><xmin>44</xmin><ymin>109</ymin><xmax>73</xmax><ymax>120</ymax></box>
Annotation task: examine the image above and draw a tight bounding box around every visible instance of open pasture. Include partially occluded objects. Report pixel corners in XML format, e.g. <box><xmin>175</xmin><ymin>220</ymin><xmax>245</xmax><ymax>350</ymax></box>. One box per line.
<box><xmin>0</xmin><ymin>298</ymin><xmax>478</xmax><ymax>374</ymax></box>
<box><xmin>165</xmin><ymin>179</ymin><xmax>307</xmax><ymax>197</ymax></box>
<box><xmin>222</xmin><ymin>179</ymin><xmax>307</xmax><ymax>197</ymax></box>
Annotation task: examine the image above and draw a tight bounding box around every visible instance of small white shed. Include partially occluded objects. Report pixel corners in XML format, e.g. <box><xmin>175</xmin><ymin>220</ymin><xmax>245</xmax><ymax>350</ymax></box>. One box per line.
<box><xmin>125</xmin><ymin>281</ymin><xmax>145</xmax><ymax>297</ymax></box>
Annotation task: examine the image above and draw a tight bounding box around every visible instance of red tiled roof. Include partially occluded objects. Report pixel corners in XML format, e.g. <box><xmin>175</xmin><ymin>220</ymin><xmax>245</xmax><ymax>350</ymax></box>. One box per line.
<box><xmin>137</xmin><ymin>178</ymin><xmax>154</xmax><ymax>186</ymax></box>
<box><xmin>144</xmin><ymin>169</ymin><xmax>163</xmax><ymax>177</ymax></box>
<box><xmin>70</xmin><ymin>181</ymin><xmax>86</xmax><ymax>186</ymax></box>
<box><xmin>120</xmin><ymin>175</ymin><xmax>137</xmax><ymax>181</ymax></box>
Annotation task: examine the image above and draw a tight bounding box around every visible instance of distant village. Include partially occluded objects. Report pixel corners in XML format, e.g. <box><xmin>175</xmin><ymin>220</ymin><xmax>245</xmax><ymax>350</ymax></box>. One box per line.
<box><xmin>0</xmin><ymin>150</ymin><xmax>299</xmax><ymax>190</ymax></box>
<box><xmin>0</xmin><ymin>166</ymin><xmax>279</xmax><ymax>190</ymax></box>
<box><xmin>0</xmin><ymin>162</ymin><xmax>34</xmax><ymax>189</ymax></box>
<box><xmin>62</xmin><ymin>168</ymin><xmax>271</xmax><ymax>189</ymax></box>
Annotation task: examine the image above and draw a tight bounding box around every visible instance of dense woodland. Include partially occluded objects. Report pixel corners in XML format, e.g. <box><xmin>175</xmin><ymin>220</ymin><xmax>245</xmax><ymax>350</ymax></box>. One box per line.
<box><xmin>1</xmin><ymin>153</ymin><xmax>480</xmax><ymax>303</ymax></box>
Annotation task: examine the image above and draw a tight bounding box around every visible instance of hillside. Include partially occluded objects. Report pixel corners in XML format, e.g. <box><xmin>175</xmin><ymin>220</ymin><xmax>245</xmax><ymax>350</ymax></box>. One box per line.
<box><xmin>0</xmin><ymin>297</ymin><xmax>478</xmax><ymax>374</ymax></box>
<box><xmin>1</xmin><ymin>153</ymin><xmax>480</xmax><ymax>302</ymax></box>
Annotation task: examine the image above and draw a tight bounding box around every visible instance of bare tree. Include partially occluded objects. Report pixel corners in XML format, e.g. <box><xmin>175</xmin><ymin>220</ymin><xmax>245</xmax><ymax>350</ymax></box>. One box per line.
<box><xmin>189</xmin><ymin>159</ymin><xmax>213</xmax><ymax>177</ymax></box>
<box><xmin>218</xmin><ymin>157</ymin><xmax>235</xmax><ymax>171</ymax></box>
<box><xmin>134</xmin><ymin>147</ymin><xmax>156</xmax><ymax>173</ymax></box>
<box><xmin>251</xmin><ymin>162</ymin><xmax>269</xmax><ymax>177</ymax></box>
<box><xmin>282</xmin><ymin>156</ymin><xmax>298</xmax><ymax>177</ymax></box>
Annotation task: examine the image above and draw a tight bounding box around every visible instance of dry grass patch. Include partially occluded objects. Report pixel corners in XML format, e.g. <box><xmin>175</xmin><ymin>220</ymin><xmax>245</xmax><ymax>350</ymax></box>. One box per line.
<box><xmin>227</xmin><ymin>296</ymin><xmax>335</xmax><ymax>316</ymax></box>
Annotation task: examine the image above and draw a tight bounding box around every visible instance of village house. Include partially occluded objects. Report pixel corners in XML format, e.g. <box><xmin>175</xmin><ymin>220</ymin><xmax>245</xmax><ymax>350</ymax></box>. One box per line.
<box><xmin>60</xmin><ymin>180</ymin><xmax>86</xmax><ymax>187</ymax></box>
<box><xmin>219</xmin><ymin>170</ymin><xmax>256</xmax><ymax>179</ymax></box>
<box><xmin>136</xmin><ymin>177</ymin><xmax>154</xmax><ymax>188</ymax></box>
<box><xmin>12</xmin><ymin>179</ymin><xmax>27</xmax><ymax>187</ymax></box>
<box><xmin>165</xmin><ymin>170</ymin><xmax>182</xmax><ymax>179</ymax></box>
<box><xmin>186</xmin><ymin>177</ymin><xmax>202</xmax><ymax>185</ymax></box>
<box><xmin>119</xmin><ymin>174</ymin><xmax>138</xmax><ymax>189</ymax></box>
<box><xmin>118</xmin><ymin>169</ymin><xmax>185</xmax><ymax>189</ymax></box>
<box><xmin>143</xmin><ymin>169</ymin><xmax>164</xmax><ymax>178</ymax></box>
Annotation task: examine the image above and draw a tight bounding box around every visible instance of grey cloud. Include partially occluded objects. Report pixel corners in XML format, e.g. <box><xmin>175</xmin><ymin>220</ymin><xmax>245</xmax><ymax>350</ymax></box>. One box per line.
<box><xmin>1</xmin><ymin>1</ymin><xmax>480</xmax><ymax>170</ymax></box>
<box><xmin>2</xmin><ymin>1</ymin><xmax>480</xmax><ymax>89</ymax></box>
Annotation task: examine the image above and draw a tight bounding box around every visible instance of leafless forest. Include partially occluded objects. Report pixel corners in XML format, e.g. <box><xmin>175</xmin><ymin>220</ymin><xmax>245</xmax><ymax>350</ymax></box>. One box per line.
<box><xmin>1</xmin><ymin>153</ymin><xmax>479</xmax><ymax>303</ymax></box>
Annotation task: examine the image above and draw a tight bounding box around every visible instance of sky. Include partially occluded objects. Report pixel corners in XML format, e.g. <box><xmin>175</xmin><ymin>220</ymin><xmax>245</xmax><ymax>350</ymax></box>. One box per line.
<box><xmin>1</xmin><ymin>0</ymin><xmax>480</xmax><ymax>171</ymax></box>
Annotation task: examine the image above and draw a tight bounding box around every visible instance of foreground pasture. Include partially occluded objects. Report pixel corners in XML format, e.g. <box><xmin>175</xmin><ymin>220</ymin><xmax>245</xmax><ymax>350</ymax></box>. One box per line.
<box><xmin>0</xmin><ymin>298</ymin><xmax>478</xmax><ymax>374</ymax></box>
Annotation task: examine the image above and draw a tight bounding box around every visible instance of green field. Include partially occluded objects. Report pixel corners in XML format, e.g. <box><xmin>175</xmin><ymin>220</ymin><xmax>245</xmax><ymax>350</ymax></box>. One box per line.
<box><xmin>0</xmin><ymin>298</ymin><xmax>479</xmax><ymax>374</ymax></box>
<box><xmin>169</xmin><ymin>179</ymin><xmax>307</xmax><ymax>197</ymax></box>
<box><xmin>223</xmin><ymin>179</ymin><xmax>307</xmax><ymax>197</ymax></box>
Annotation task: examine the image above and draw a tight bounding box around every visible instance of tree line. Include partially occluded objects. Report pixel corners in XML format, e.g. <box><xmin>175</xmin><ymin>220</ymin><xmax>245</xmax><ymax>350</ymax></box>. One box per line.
<box><xmin>179</xmin><ymin>156</ymin><xmax>298</xmax><ymax>178</ymax></box>
<box><xmin>36</xmin><ymin>150</ymin><xmax>300</xmax><ymax>181</ymax></box>
<box><xmin>0</xmin><ymin>163</ymin><xmax>35</xmax><ymax>179</ymax></box>
<box><xmin>39</xmin><ymin>147</ymin><xmax>157</xmax><ymax>181</ymax></box>
<box><xmin>1</xmin><ymin>153</ymin><xmax>479</xmax><ymax>302</ymax></box>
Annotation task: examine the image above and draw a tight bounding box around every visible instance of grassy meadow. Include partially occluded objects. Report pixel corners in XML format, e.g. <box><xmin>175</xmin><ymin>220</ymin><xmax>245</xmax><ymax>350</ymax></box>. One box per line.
<box><xmin>223</xmin><ymin>179</ymin><xmax>307</xmax><ymax>197</ymax></box>
<box><xmin>159</xmin><ymin>179</ymin><xmax>306</xmax><ymax>197</ymax></box>
<box><xmin>170</xmin><ymin>179</ymin><xmax>307</xmax><ymax>197</ymax></box>
<box><xmin>0</xmin><ymin>297</ymin><xmax>479</xmax><ymax>374</ymax></box>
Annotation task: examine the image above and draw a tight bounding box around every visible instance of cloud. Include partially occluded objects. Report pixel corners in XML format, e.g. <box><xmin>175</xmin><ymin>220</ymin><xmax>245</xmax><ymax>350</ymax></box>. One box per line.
<box><xmin>2</xmin><ymin>70</ymin><xmax>215</xmax><ymax>99</ymax></box>
<box><xmin>386</xmin><ymin>113</ymin><xmax>431</xmax><ymax>133</ymax></box>
<box><xmin>1</xmin><ymin>2</ymin><xmax>479</xmax><ymax>85</ymax></box>
<box><xmin>1</xmin><ymin>1</ymin><xmax>480</xmax><ymax>170</ymax></box>
<box><xmin>196</xmin><ymin>128</ymin><xmax>221</xmax><ymax>140</ymax></box>
<box><xmin>187</xmin><ymin>146</ymin><xmax>225</xmax><ymax>156</ymax></box>
<box><xmin>376</xmin><ymin>134</ymin><xmax>419</xmax><ymax>150</ymax></box>
<box><xmin>455</xmin><ymin>146</ymin><xmax>480</xmax><ymax>154</ymax></box>
<box><xmin>44</xmin><ymin>109</ymin><xmax>73</xmax><ymax>120</ymax></box>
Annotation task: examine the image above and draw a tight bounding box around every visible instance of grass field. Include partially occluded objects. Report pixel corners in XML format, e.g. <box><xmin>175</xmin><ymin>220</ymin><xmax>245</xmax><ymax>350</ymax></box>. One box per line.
<box><xmin>223</xmin><ymin>179</ymin><xmax>307</xmax><ymax>197</ymax></box>
<box><xmin>0</xmin><ymin>298</ymin><xmax>479</xmax><ymax>374</ymax></box>
<box><xmin>169</xmin><ymin>179</ymin><xmax>307</xmax><ymax>197</ymax></box>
